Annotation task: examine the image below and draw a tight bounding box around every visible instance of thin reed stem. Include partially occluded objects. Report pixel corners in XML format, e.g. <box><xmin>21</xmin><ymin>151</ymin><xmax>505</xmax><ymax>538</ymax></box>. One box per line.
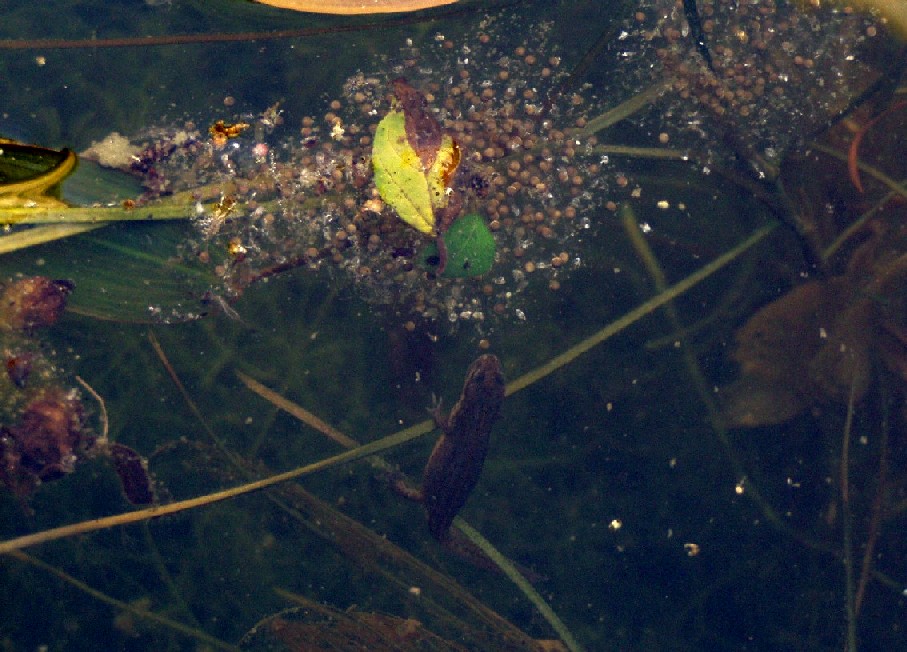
<box><xmin>5</xmin><ymin>550</ymin><xmax>238</xmax><ymax>651</ymax></box>
<box><xmin>841</xmin><ymin>376</ymin><xmax>859</xmax><ymax>652</ymax></box>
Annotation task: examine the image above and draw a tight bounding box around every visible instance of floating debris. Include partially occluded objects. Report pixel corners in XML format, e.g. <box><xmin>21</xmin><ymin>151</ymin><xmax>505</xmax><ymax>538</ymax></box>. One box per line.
<box><xmin>0</xmin><ymin>277</ymin><xmax>155</xmax><ymax>505</ymax></box>
<box><xmin>117</xmin><ymin>3</ymin><xmax>888</xmax><ymax>329</ymax></box>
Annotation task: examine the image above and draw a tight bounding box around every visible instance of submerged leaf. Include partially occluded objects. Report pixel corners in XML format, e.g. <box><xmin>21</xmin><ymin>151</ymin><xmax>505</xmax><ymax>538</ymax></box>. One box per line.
<box><xmin>372</xmin><ymin>80</ymin><xmax>462</xmax><ymax>237</ymax></box>
<box><xmin>0</xmin><ymin>222</ymin><xmax>218</xmax><ymax>323</ymax></box>
<box><xmin>391</xmin><ymin>77</ymin><xmax>442</xmax><ymax>168</ymax></box>
<box><xmin>0</xmin><ymin>141</ymin><xmax>77</xmax><ymax>210</ymax></box>
<box><xmin>372</xmin><ymin>108</ymin><xmax>435</xmax><ymax>234</ymax></box>
<box><xmin>719</xmin><ymin>278</ymin><xmax>875</xmax><ymax>427</ymax></box>
<box><xmin>419</xmin><ymin>213</ymin><xmax>495</xmax><ymax>278</ymax></box>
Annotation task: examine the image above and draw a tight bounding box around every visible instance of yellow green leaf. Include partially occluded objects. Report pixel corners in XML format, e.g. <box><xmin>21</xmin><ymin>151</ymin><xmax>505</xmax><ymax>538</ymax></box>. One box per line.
<box><xmin>372</xmin><ymin>108</ymin><xmax>435</xmax><ymax>235</ymax></box>
<box><xmin>0</xmin><ymin>141</ymin><xmax>77</xmax><ymax>211</ymax></box>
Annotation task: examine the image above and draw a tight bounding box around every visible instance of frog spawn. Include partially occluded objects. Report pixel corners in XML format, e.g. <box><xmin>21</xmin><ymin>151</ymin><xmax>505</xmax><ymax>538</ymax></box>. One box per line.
<box><xmin>123</xmin><ymin>3</ymin><xmax>889</xmax><ymax>330</ymax></box>
<box><xmin>135</xmin><ymin>20</ymin><xmax>623</xmax><ymax>328</ymax></box>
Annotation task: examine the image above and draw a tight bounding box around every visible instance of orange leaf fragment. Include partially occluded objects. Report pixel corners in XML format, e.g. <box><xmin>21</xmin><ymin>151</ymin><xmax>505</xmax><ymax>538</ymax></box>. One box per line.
<box><xmin>253</xmin><ymin>0</ymin><xmax>457</xmax><ymax>14</ymax></box>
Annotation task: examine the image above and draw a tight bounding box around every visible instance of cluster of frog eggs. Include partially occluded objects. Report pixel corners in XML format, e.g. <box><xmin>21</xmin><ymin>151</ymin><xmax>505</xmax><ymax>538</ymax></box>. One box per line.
<box><xmin>162</xmin><ymin>26</ymin><xmax>636</xmax><ymax>332</ymax></box>
<box><xmin>636</xmin><ymin>0</ymin><xmax>882</xmax><ymax>166</ymax></box>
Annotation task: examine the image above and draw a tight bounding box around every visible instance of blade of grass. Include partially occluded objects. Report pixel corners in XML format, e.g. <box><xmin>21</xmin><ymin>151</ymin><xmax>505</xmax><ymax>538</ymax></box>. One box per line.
<box><xmin>455</xmin><ymin>518</ymin><xmax>586</xmax><ymax>652</ymax></box>
<box><xmin>236</xmin><ymin>370</ymin><xmax>360</xmax><ymax>449</ymax></box>
<box><xmin>5</xmin><ymin>550</ymin><xmax>239</xmax><ymax>651</ymax></box>
<box><xmin>0</xmin><ymin>223</ymin><xmax>108</xmax><ymax>254</ymax></box>
<box><xmin>572</xmin><ymin>82</ymin><xmax>667</xmax><ymax>139</ymax></box>
<box><xmin>505</xmin><ymin>220</ymin><xmax>777</xmax><ymax>397</ymax></box>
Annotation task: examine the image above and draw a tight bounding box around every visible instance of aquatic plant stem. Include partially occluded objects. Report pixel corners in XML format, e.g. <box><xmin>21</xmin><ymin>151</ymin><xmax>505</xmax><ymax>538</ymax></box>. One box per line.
<box><xmin>821</xmin><ymin>178</ymin><xmax>907</xmax><ymax>263</ymax></box>
<box><xmin>237</xmin><ymin>370</ymin><xmax>360</xmax><ymax>449</ymax></box>
<box><xmin>239</xmin><ymin>371</ymin><xmax>584</xmax><ymax>650</ymax></box>
<box><xmin>0</xmin><ymin>223</ymin><xmax>107</xmax><ymax>254</ymax></box>
<box><xmin>0</xmin><ymin>419</ymin><xmax>434</xmax><ymax>555</ymax></box>
<box><xmin>573</xmin><ymin>82</ymin><xmax>667</xmax><ymax>139</ymax></box>
<box><xmin>855</xmin><ymin>382</ymin><xmax>890</xmax><ymax>617</ymax></box>
<box><xmin>841</xmin><ymin>377</ymin><xmax>859</xmax><ymax>652</ymax></box>
<box><xmin>811</xmin><ymin>142</ymin><xmax>907</xmax><ymax>202</ymax></box>
<box><xmin>455</xmin><ymin>518</ymin><xmax>586</xmax><ymax>652</ymax></box>
<box><xmin>620</xmin><ymin>204</ymin><xmax>789</xmax><ymax>531</ymax></box>
<box><xmin>505</xmin><ymin>221</ymin><xmax>778</xmax><ymax>397</ymax></box>
<box><xmin>5</xmin><ymin>550</ymin><xmax>239</xmax><ymax>651</ymax></box>
<box><xmin>0</xmin><ymin>222</ymin><xmax>776</xmax><ymax>556</ymax></box>
<box><xmin>589</xmin><ymin>144</ymin><xmax>688</xmax><ymax>160</ymax></box>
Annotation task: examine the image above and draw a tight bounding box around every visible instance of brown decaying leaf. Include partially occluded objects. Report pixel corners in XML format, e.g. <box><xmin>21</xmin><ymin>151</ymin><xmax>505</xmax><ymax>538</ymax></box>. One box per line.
<box><xmin>720</xmin><ymin>279</ymin><xmax>873</xmax><ymax>428</ymax></box>
<box><xmin>392</xmin><ymin>77</ymin><xmax>442</xmax><ymax>169</ymax></box>
<box><xmin>253</xmin><ymin>0</ymin><xmax>457</xmax><ymax>15</ymax></box>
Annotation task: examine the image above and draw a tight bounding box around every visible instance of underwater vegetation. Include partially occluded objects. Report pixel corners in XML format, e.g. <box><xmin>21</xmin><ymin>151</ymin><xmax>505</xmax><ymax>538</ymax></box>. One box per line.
<box><xmin>1</xmin><ymin>0</ymin><xmax>907</xmax><ymax>650</ymax></box>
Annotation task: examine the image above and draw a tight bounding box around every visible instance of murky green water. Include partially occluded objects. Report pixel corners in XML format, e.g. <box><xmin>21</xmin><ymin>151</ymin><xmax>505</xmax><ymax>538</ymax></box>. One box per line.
<box><xmin>1</xmin><ymin>1</ymin><xmax>905</xmax><ymax>650</ymax></box>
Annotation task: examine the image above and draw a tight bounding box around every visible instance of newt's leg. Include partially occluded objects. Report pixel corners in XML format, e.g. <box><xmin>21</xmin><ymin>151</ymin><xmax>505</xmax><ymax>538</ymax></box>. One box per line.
<box><xmin>384</xmin><ymin>469</ymin><xmax>423</xmax><ymax>503</ymax></box>
<box><xmin>427</xmin><ymin>394</ymin><xmax>450</xmax><ymax>432</ymax></box>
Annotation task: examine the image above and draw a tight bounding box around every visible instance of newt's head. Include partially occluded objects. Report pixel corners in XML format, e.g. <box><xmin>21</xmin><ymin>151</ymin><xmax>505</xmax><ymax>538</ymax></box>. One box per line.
<box><xmin>462</xmin><ymin>354</ymin><xmax>505</xmax><ymax>405</ymax></box>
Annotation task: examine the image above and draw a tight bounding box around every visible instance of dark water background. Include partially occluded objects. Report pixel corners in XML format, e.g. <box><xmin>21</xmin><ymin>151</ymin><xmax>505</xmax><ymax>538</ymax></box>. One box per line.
<box><xmin>1</xmin><ymin>1</ymin><xmax>905</xmax><ymax>650</ymax></box>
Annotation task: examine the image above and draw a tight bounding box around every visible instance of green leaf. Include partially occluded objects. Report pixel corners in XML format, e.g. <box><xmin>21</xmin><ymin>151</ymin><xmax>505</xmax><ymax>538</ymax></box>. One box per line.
<box><xmin>372</xmin><ymin>108</ymin><xmax>435</xmax><ymax>234</ymax></box>
<box><xmin>0</xmin><ymin>222</ymin><xmax>219</xmax><ymax>323</ymax></box>
<box><xmin>418</xmin><ymin>213</ymin><xmax>495</xmax><ymax>278</ymax></box>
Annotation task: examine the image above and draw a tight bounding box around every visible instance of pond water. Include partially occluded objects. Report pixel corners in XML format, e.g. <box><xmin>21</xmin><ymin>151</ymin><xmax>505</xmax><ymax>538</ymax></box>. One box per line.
<box><xmin>1</xmin><ymin>1</ymin><xmax>906</xmax><ymax>650</ymax></box>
